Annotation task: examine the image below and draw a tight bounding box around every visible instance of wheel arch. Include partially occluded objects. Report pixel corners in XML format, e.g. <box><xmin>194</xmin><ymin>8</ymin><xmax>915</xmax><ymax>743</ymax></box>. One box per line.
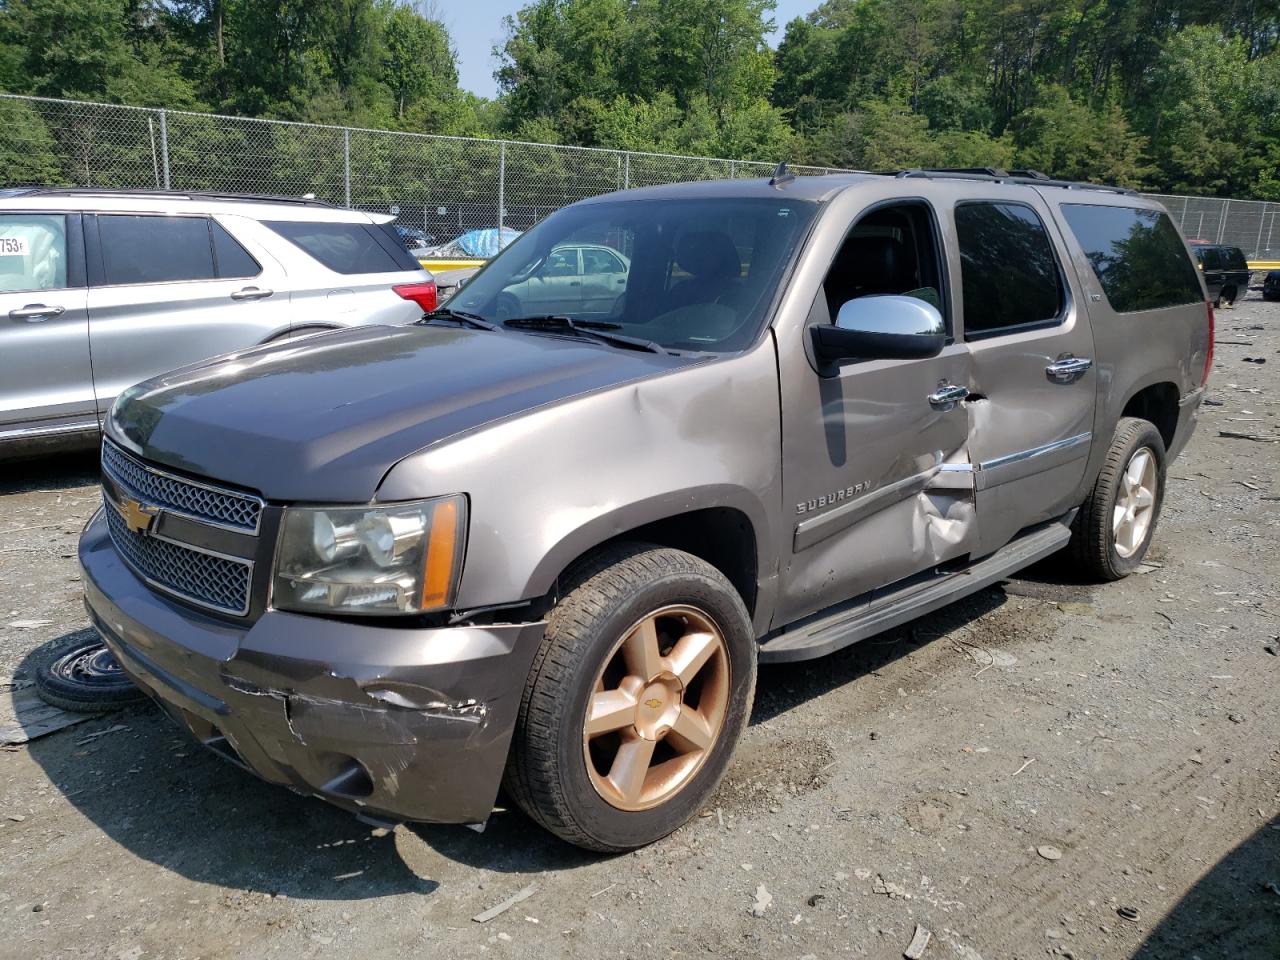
<box><xmin>525</xmin><ymin>491</ymin><xmax>768</xmax><ymax>627</ymax></box>
<box><xmin>1120</xmin><ymin>380</ymin><xmax>1179</xmax><ymax>451</ymax></box>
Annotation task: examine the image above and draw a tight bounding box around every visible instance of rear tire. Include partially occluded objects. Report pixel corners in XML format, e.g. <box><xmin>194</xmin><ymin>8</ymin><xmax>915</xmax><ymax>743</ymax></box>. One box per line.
<box><xmin>504</xmin><ymin>543</ymin><xmax>756</xmax><ymax>852</ymax></box>
<box><xmin>1068</xmin><ymin>417</ymin><xmax>1167</xmax><ymax>581</ymax></box>
<box><xmin>1221</xmin><ymin>285</ymin><xmax>1238</xmax><ymax>306</ymax></box>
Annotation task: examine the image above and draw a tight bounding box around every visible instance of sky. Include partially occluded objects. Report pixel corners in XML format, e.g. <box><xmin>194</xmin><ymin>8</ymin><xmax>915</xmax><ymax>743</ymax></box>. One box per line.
<box><xmin>443</xmin><ymin>0</ymin><xmax>816</xmax><ymax>99</ymax></box>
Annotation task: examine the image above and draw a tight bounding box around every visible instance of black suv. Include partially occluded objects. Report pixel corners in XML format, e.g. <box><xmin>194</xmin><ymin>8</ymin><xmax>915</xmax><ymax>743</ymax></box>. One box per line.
<box><xmin>1190</xmin><ymin>243</ymin><xmax>1250</xmax><ymax>306</ymax></box>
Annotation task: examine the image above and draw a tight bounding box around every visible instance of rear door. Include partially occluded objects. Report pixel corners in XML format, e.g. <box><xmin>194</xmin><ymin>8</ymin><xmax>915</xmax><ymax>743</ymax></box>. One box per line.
<box><xmin>86</xmin><ymin>212</ymin><xmax>291</xmax><ymax>414</ymax></box>
<box><xmin>0</xmin><ymin>212</ymin><xmax>93</xmax><ymax>435</ymax></box>
<box><xmin>950</xmin><ymin>190</ymin><xmax>1098</xmax><ymax>557</ymax></box>
<box><xmin>1196</xmin><ymin>247</ymin><xmax>1224</xmax><ymax>301</ymax></box>
<box><xmin>580</xmin><ymin>246</ymin><xmax>628</xmax><ymax>317</ymax></box>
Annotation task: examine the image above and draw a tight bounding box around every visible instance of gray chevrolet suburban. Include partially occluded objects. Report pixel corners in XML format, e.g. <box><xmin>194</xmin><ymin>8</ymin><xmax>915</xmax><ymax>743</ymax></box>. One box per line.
<box><xmin>78</xmin><ymin>169</ymin><xmax>1213</xmax><ymax>852</ymax></box>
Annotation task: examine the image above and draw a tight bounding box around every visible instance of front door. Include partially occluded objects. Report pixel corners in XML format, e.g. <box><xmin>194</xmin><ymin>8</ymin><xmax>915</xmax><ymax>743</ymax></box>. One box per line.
<box><xmin>949</xmin><ymin>191</ymin><xmax>1098</xmax><ymax>556</ymax></box>
<box><xmin>776</xmin><ymin>195</ymin><xmax>975</xmax><ymax>626</ymax></box>
<box><xmin>0</xmin><ymin>212</ymin><xmax>95</xmax><ymax>436</ymax></box>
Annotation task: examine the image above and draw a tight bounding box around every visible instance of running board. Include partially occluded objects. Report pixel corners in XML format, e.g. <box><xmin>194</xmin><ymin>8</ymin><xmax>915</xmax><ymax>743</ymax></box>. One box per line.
<box><xmin>758</xmin><ymin>515</ymin><xmax>1074</xmax><ymax>664</ymax></box>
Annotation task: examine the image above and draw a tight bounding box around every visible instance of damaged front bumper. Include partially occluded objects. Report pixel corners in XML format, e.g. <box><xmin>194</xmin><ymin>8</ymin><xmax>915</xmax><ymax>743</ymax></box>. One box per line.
<box><xmin>78</xmin><ymin>511</ymin><xmax>544</xmax><ymax>826</ymax></box>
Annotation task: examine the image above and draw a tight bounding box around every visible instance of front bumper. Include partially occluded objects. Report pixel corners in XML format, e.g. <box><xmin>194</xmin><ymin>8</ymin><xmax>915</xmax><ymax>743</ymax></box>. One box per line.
<box><xmin>79</xmin><ymin>511</ymin><xmax>544</xmax><ymax>825</ymax></box>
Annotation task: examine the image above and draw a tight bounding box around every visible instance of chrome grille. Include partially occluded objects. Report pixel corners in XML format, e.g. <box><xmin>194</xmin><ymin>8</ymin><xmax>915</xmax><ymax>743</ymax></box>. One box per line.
<box><xmin>102</xmin><ymin>440</ymin><xmax>263</xmax><ymax>533</ymax></box>
<box><xmin>105</xmin><ymin>505</ymin><xmax>252</xmax><ymax>616</ymax></box>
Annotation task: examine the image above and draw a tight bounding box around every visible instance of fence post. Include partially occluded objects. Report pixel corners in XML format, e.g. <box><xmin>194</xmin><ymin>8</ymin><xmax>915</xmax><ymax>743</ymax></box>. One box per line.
<box><xmin>1218</xmin><ymin>200</ymin><xmax>1229</xmax><ymax>244</ymax></box>
<box><xmin>158</xmin><ymin>109</ymin><xmax>171</xmax><ymax>190</ymax></box>
<box><xmin>148</xmin><ymin>117</ymin><xmax>160</xmax><ymax>189</ymax></box>
<box><xmin>343</xmin><ymin>128</ymin><xmax>351</xmax><ymax>208</ymax></box>
<box><xmin>729</xmin><ymin>160</ymin><xmax>737</xmax><ymax>179</ymax></box>
<box><xmin>498</xmin><ymin>142</ymin><xmax>506</xmax><ymax>231</ymax></box>
<box><xmin>623</xmin><ymin>152</ymin><xmax>631</xmax><ymax>190</ymax></box>
<box><xmin>1255</xmin><ymin>203</ymin><xmax>1266</xmax><ymax>258</ymax></box>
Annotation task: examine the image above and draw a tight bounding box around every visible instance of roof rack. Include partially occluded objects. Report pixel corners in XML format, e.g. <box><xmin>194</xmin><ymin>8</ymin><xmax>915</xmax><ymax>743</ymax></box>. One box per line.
<box><xmin>4</xmin><ymin>186</ymin><xmax>335</xmax><ymax>207</ymax></box>
<box><xmin>895</xmin><ymin>168</ymin><xmax>1136</xmax><ymax>196</ymax></box>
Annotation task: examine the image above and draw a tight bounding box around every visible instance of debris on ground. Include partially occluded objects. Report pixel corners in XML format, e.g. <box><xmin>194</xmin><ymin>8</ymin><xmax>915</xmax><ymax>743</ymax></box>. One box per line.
<box><xmin>1116</xmin><ymin>906</ymin><xmax>1141</xmax><ymax>922</ymax></box>
<box><xmin>73</xmin><ymin>723</ymin><xmax>129</xmax><ymax>745</ymax></box>
<box><xmin>873</xmin><ymin>875</ymin><xmax>911</xmax><ymax>899</ymax></box>
<box><xmin>1037</xmin><ymin>845</ymin><xmax>1063</xmax><ymax>861</ymax></box>
<box><xmin>0</xmin><ymin>688</ymin><xmax>90</xmax><ymax>744</ymax></box>
<box><xmin>472</xmin><ymin>883</ymin><xmax>539</xmax><ymax>923</ymax></box>
<box><xmin>904</xmin><ymin>923</ymin><xmax>932</xmax><ymax>959</ymax></box>
<box><xmin>750</xmin><ymin>884</ymin><xmax>773</xmax><ymax>917</ymax></box>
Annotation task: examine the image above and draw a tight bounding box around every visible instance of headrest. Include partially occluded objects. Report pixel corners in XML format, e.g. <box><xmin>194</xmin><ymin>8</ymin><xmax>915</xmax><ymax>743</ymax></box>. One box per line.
<box><xmin>675</xmin><ymin>231</ymin><xmax>741</xmax><ymax>280</ymax></box>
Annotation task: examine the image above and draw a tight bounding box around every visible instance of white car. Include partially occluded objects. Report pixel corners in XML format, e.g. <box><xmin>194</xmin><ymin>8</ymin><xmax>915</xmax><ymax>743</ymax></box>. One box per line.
<box><xmin>0</xmin><ymin>188</ymin><xmax>437</xmax><ymax>457</ymax></box>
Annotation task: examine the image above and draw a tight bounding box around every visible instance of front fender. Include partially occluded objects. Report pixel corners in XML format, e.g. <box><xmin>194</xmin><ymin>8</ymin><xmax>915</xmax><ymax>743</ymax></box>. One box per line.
<box><xmin>376</xmin><ymin>340</ymin><xmax>784</xmax><ymax>616</ymax></box>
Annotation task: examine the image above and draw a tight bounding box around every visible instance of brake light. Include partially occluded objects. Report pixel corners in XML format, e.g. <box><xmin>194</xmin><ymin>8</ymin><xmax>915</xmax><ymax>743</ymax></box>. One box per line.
<box><xmin>393</xmin><ymin>281</ymin><xmax>437</xmax><ymax>314</ymax></box>
<box><xmin>1201</xmin><ymin>300</ymin><xmax>1214</xmax><ymax>386</ymax></box>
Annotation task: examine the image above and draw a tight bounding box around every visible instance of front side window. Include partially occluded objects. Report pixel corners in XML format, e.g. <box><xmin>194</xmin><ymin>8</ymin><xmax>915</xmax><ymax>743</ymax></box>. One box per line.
<box><xmin>0</xmin><ymin>214</ymin><xmax>67</xmax><ymax>292</ymax></box>
<box><xmin>451</xmin><ymin>197</ymin><xmax>816</xmax><ymax>353</ymax></box>
<box><xmin>1060</xmin><ymin>204</ymin><xmax>1204</xmax><ymax>313</ymax></box>
<box><xmin>99</xmin><ymin>215</ymin><xmax>216</xmax><ymax>285</ymax></box>
<box><xmin>956</xmin><ymin>202</ymin><xmax>1065</xmax><ymax>338</ymax></box>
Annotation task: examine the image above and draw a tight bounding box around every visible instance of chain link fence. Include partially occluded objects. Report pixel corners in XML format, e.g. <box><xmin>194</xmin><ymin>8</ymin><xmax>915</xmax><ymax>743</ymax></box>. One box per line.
<box><xmin>4</xmin><ymin>93</ymin><xmax>1279</xmax><ymax>260</ymax></box>
<box><xmin>0</xmin><ymin>94</ymin><xmax>833</xmax><ymax>241</ymax></box>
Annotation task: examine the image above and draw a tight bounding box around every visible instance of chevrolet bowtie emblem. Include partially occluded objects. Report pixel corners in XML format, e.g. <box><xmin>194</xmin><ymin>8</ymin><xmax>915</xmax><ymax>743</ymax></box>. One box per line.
<box><xmin>644</xmin><ymin>698</ymin><xmax>662</xmax><ymax>709</ymax></box>
<box><xmin>116</xmin><ymin>496</ymin><xmax>160</xmax><ymax>535</ymax></box>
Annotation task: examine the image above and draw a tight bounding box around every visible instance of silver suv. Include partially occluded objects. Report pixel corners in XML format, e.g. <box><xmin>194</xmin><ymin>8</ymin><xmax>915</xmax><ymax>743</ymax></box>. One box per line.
<box><xmin>0</xmin><ymin>189</ymin><xmax>436</xmax><ymax>457</ymax></box>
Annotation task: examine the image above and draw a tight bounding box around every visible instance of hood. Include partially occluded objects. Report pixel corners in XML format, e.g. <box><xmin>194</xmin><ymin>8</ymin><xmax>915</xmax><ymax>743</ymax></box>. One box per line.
<box><xmin>108</xmin><ymin>324</ymin><xmax>695</xmax><ymax>502</ymax></box>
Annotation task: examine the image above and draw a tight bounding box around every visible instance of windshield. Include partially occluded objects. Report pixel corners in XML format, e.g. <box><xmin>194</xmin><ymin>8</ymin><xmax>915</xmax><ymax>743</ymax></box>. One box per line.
<box><xmin>448</xmin><ymin>197</ymin><xmax>816</xmax><ymax>353</ymax></box>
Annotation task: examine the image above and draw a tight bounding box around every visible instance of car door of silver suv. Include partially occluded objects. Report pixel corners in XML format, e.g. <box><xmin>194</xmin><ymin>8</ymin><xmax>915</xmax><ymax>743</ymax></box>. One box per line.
<box><xmin>85</xmin><ymin>212</ymin><xmax>291</xmax><ymax>416</ymax></box>
<box><xmin>0</xmin><ymin>211</ymin><xmax>94</xmax><ymax>440</ymax></box>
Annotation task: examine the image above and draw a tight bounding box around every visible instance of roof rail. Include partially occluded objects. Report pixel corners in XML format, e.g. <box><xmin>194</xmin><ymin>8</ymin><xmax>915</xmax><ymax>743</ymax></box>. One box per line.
<box><xmin>895</xmin><ymin>168</ymin><xmax>1135</xmax><ymax>196</ymax></box>
<box><xmin>5</xmin><ymin>186</ymin><xmax>335</xmax><ymax>207</ymax></box>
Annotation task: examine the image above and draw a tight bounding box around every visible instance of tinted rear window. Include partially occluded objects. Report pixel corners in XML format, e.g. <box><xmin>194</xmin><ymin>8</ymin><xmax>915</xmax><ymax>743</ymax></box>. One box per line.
<box><xmin>955</xmin><ymin>202</ymin><xmax>1065</xmax><ymax>337</ymax></box>
<box><xmin>1060</xmin><ymin>205</ymin><xmax>1203</xmax><ymax>313</ymax></box>
<box><xmin>211</xmin><ymin>221</ymin><xmax>261</xmax><ymax>278</ymax></box>
<box><xmin>1221</xmin><ymin>247</ymin><xmax>1248</xmax><ymax>270</ymax></box>
<box><xmin>99</xmin><ymin>215</ymin><xmax>216</xmax><ymax>285</ymax></box>
<box><xmin>264</xmin><ymin>220</ymin><xmax>419</xmax><ymax>274</ymax></box>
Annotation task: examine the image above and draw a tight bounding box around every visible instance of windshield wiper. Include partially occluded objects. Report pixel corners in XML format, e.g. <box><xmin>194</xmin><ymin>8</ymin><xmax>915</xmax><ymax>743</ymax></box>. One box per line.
<box><xmin>419</xmin><ymin>308</ymin><xmax>498</xmax><ymax>331</ymax></box>
<box><xmin>503</xmin><ymin>316</ymin><xmax>669</xmax><ymax>355</ymax></box>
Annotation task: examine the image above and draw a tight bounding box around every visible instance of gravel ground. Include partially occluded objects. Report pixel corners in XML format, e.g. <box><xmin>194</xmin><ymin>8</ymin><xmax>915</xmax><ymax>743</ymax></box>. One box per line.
<box><xmin>0</xmin><ymin>298</ymin><xmax>1277</xmax><ymax>960</ymax></box>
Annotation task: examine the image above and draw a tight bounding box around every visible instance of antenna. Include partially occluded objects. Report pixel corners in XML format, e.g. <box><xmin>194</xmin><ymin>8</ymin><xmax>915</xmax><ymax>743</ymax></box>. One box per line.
<box><xmin>769</xmin><ymin>162</ymin><xmax>796</xmax><ymax>187</ymax></box>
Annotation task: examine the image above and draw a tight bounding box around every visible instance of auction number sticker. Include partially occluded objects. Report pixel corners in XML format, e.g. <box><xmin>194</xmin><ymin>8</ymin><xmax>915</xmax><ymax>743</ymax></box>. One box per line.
<box><xmin>0</xmin><ymin>236</ymin><xmax>29</xmax><ymax>256</ymax></box>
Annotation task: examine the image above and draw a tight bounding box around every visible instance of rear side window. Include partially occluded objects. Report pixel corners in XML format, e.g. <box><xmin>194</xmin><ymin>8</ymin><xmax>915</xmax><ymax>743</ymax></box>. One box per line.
<box><xmin>1221</xmin><ymin>247</ymin><xmax>1248</xmax><ymax>270</ymax></box>
<box><xmin>955</xmin><ymin>202</ymin><xmax>1064</xmax><ymax>338</ymax></box>
<box><xmin>211</xmin><ymin>221</ymin><xmax>261</xmax><ymax>278</ymax></box>
<box><xmin>98</xmin><ymin>215</ymin><xmax>216</xmax><ymax>285</ymax></box>
<box><xmin>1060</xmin><ymin>205</ymin><xmax>1203</xmax><ymax>313</ymax></box>
<box><xmin>0</xmin><ymin>214</ymin><xmax>68</xmax><ymax>292</ymax></box>
<box><xmin>265</xmin><ymin>220</ymin><xmax>420</xmax><ymax>274</ymax></box>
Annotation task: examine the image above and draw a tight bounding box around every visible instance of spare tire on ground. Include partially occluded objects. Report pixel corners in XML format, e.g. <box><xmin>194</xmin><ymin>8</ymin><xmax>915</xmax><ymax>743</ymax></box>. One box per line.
<box><xmin>34</xmin><ymin>634</ymin><xmax>151</xmax><ymax>713</ymax></box>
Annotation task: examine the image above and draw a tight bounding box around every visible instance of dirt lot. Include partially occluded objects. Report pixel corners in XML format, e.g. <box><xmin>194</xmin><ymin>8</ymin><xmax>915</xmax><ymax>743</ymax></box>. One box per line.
<box><xmin>1</xmin><ymin>298</ymin><xmax>1277</xmax><ymax>960</ymax></box>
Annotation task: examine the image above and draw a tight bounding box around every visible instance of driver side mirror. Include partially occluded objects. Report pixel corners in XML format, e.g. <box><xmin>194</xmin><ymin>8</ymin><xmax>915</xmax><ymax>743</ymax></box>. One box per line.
<box><xmin>811</xmin><ymin>295</ymin><xmax>945</xmax><ymax>366</ymax></box>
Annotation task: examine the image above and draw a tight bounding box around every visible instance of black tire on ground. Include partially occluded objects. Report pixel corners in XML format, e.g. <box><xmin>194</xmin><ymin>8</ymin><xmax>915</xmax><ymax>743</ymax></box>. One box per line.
<box><xmin>1068</xmin><ymin>417</ymin><xmax>1167</xmax><ymax>582</ymax></box>
<box><xmin>34</xmin><ymin>634</ymin><xmax>151</xmax><ymax>713</ymax></box>
<box><xmin>504</xmin><ymin>543</ymin><xmax>757</xmax><ymax>852</ymax></box>
<box><xmin>1221</xmin><ymin>285</ymin><xmax>1238</xmax><ymax>306</ymax></box>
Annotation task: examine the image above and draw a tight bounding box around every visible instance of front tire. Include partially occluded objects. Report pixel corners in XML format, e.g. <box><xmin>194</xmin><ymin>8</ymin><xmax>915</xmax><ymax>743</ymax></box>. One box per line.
<box><xmin>1068</xmin><ymin>417</ymin><xmax>1167</xmax><ymax>581</ymax></box>
<box><xmin>504</xmin><ymin>544</ymin><xmax>756</xmax><ymax>852</ymax></box>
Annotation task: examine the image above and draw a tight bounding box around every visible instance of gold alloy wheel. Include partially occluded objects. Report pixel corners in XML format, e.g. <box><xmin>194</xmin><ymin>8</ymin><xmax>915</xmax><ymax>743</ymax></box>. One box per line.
<box><xmin>1113</xmin><ymin>445</ymin><xmax>1157</xmax><ymax>559</ymax></box>
<box><xmin>583</xmin><ymin>604</ymin><xmax>731</xmax><ymax>811</ymax></box>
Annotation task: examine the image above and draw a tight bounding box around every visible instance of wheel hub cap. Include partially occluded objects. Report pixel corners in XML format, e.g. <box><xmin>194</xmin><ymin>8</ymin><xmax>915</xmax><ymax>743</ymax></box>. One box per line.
<box><xmin>583</xmin><ymin>605</ymin><xmax>731</xmax><ymax>811</ymax></box>
<box><xmin>1112</xmin><ymin>446</ymin><xmax>1157</xmax><ymax>559</ymax></box>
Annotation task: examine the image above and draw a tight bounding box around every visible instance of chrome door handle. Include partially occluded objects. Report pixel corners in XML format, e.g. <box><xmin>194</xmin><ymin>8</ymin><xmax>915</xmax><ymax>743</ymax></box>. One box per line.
<box><xmin>927</xmin><ymin>383</ymin><xmax>968</xmax><ymax>410</ymax></box>
<box><xmin>1045</xmin><ymin>356</ymin><xmax>1093</xmax><ymax>383</ymax></box>
<box><xmin>8</xmin><ymin>303</ymin><xmax>64</xmax><ymax>321</ymax></box>
<box><xmin>230</xmin><ymin>286</ymin><xmax>273</xmax><ymax>301</ymax></box>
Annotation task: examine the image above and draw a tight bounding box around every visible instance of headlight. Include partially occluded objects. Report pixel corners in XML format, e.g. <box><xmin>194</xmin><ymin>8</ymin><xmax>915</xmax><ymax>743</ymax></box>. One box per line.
<box><xmin>273</xmin><ymin>495</ymin><xmax>466</xmax><ymax>616</ymax></box>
